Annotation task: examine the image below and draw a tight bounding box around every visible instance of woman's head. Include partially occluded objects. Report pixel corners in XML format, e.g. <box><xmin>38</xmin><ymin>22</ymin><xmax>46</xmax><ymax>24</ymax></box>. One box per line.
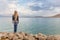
<box><xmin>13</xmin><ymin>10</ymin><xmax>19</xmax><ymax>21</ymax></box>
<box><xmin>14</xmin><ymin>10</ymin><xmax>18</xmax><ymax>16</ymax></box>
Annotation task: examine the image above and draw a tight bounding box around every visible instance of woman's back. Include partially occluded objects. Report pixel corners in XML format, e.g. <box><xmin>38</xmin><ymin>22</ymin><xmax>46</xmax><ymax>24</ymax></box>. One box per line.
<box><xmin>12</xmin><ymin>11</ymin><xmax>19</xmax><ymax>22</ymax></box>
<box><xmin>12</xmin><ymin>15</ymin><xmax>19</xmax><ymax>21</ymax></box>
<box><xmin>12</xmin><ymin>10</ymin><xmax>19</xmax><ymax>33</ymax></box>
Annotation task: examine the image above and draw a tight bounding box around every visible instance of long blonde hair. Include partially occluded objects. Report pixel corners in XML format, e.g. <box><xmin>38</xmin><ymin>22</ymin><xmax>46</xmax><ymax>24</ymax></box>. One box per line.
<box><xmin>13</xmin><ymin>10</ymin><xmax>18</xmax><ymax>21</ymax></box>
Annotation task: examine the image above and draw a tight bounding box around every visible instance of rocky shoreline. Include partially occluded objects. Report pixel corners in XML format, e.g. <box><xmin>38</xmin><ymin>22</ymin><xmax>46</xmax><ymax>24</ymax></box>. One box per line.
<box><xmin>0</xmin><ymin>32</ymin><xmax>59</xmax><ymax>40</ymax></box>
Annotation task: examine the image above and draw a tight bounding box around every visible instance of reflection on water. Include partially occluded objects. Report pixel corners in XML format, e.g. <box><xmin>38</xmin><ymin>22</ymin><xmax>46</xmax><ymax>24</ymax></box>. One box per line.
<box><xmin>0</xmin><ymin>17</ymin><xmax>60</xmax><ymax>35</ymax></box>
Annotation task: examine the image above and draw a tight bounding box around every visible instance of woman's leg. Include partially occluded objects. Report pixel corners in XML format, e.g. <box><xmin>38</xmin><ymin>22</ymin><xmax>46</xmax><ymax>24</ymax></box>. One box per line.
<box><xmin>14</xmin><ymin>23</ymin><xmax>17</xmax><ymax>33</ymax></box>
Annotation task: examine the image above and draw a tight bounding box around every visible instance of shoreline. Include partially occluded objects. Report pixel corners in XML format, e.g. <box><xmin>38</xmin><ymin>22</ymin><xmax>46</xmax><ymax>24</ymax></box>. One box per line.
<box><xmin>0</xmin><ymin>32</ymin><xmax>59</xmax><ymax>40</ymax></box>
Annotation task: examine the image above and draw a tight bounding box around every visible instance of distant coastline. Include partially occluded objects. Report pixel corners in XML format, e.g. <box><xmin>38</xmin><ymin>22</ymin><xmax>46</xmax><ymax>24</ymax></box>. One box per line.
<box><xmin>0</xmin><ymin>14</ymin><xmax>60</xmax><ymax>18</ymax></box>
<box><xmin>48</xmin><ymin>14</ymin><xmax>60</xmax><ymax>18</ymax></box>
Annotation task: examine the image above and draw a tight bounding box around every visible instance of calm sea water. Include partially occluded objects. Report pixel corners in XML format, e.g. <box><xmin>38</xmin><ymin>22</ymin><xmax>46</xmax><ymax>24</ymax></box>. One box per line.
<box><xmin>0</xmin><ymin>17</ymin><xmax>60</xmax><ymax>35</ymax></box>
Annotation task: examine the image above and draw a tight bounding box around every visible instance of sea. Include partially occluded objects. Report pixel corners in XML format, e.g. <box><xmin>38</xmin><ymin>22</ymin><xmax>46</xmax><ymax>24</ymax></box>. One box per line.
<box><xmin>0</xmin><ymin>17</ymin><xmax>60</xmax><ymax>35</ymax></box>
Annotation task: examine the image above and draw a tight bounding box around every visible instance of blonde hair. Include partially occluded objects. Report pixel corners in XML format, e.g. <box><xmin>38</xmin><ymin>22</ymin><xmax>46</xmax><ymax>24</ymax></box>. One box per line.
<box><xmin>14</xmin><ymin>10</ymin><xmax>18</xmax><ymax>16</ymax></box>
<box><xmin>13</xmin><ymin>10</ymin><xmax>18</xmax><ymax>21</ymax></box>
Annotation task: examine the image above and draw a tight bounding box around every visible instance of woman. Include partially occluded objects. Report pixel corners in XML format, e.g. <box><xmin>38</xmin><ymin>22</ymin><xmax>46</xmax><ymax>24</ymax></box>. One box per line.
<box><xmin>12</xmin><ymin>10</ymin><xmax>19</xmax><ymax>33</ymax></box>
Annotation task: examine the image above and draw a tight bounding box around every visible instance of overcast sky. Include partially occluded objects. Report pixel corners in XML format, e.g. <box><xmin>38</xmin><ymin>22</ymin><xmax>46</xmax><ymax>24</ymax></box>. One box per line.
<box><xmin>0</xmin><ymin>0</ymin><xmax>60</xmax><ymax>16</ymax></box>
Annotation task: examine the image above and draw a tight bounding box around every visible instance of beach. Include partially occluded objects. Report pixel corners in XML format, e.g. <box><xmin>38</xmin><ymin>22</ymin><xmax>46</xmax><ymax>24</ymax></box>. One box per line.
<box><xmin>0</xmin><ymin>32</ymin><xmax>59</xmax><ymax>40</ymax></box>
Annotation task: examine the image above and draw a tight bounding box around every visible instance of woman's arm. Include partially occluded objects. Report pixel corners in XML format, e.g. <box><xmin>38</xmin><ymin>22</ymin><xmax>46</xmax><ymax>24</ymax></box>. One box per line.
<box><xmin>17</xmin><ymin>16</ymin><xmax>19</xmax><ymax>23</ymax></box>
<box><xmin>12</xmin><ymin>15</ymin><xmax>14</xmax><ymax>21</ymax></box>
<box><xmin>12</xmin><ymin>15</ymin><xmax>15</xmax><ymax>23</ymax></box>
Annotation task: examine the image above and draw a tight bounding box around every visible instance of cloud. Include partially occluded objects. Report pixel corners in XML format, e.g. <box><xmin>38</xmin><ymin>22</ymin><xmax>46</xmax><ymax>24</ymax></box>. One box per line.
<box><xmin>0</xmin><ymin>0</ymin><xmax>60</xmax><ymax>16</ymax></box>
<box><xmin>48</xmin><ymin>0</ymin><xmax>60</xmax><ymax>7</ymax></box>
<box><xmin>28</xmin><ymin>0</ymin><xmax>54</xmax><ymax>11</ymax></box>
<box><xmin>30</xmin><ymin>5</ymin><xmax>54</xmax><ymax>11</ymax></box>
<box><xmin>26</xmin><ymin>0</ymin><xmax>60</xmax><ymax>16</ymax></box>
<box><xmin>17</xmin><ymin>6</ymin><xmax>33</xmax><ymax>16</ymax></box>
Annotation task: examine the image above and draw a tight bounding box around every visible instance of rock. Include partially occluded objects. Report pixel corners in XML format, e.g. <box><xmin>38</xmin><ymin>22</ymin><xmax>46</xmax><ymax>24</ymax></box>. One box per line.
<box><xmin>8</xmin><ymin>33</ymin><xmax>15</xmax><ymax>40</ymax></box>
<box><xmin>23</xmin><ymin>36</ymin><xmax>35</xmax><ymax>40</ymax></box>
<box><xmin>33</xmin><ymin>33</ymin><xmax>47</xmax><ymax>40</ymax></box>
<box><xmin>19</xmin><ymin>32</ymin><xmax>25</xmax><ymax>36</ymax></box>
<box><xmin>13</xmin><ymin>35</ymin><xmax>19</xmax><ymax>40</ymax></box>
<box><xmin>15</xmin><ymin>33</ymin><xmax>23</xmax><ymax>39</ymax></box>
<box><xmin>0</xmin><ymin>33</ymin><xmax>3</xmax><ymax>40</ymax></box>
<box><xmin>46</xmin><ymin>35</ymin><xmax>57</xmax><ymax>40</ymax></box>
<box><xmin>0</xmin><ymin>32</ymin><xmax>59</xmax><ymax>40</ymax></box>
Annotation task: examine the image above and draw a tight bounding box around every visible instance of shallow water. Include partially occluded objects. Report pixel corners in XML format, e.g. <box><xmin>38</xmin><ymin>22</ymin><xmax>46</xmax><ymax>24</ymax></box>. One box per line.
<box><xmin>0</xmin><ymin>17</ymin><xmax>60</xmax><ymax>35</ymax></box>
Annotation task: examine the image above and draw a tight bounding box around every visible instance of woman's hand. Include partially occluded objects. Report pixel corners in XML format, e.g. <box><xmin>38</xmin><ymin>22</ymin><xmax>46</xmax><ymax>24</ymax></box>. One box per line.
<box><xmin>12</xmin><ymin>21</ymin><xmax>19</xmax><ymax>23</ymax></box>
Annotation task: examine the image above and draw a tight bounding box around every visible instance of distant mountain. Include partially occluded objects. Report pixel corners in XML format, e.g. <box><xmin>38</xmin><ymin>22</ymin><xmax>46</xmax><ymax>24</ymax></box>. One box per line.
<box><xmin>0</xmin><ymin>15</ymin><xmax>44</xmax><ymax>18</ymax></box>
<box><xmin>21</xmin><ymin>16</ymin><xmax>44</xmax><ymax>18</ymax></box>
<box><xmin>50</xmin><ymin>14</ymin><xmax>60</xmax><ymax>18</ymax></box>
<box><xmin>0</xmin><ymin>15</ymin><xmax>11</xmax><ymax>17</ymax></box>
<box><xmin>1</xmin><ymin>14</ymin><xmax>60</xmax><ymax>18</ymax></box>
<box><xmin>0</xmin><ymin>15</ymin><xmax>2</xmax><ymax>17</ymax></box>
<box><xmin>0</xmin><ymin>15</ymin><xmax>2</xmax><ymax>16</ymax></box>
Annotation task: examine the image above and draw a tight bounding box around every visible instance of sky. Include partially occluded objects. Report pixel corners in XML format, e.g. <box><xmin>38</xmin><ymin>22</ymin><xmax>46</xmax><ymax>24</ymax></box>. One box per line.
<box><xmin>0</xmin><ymin>0</ymin><xmax>60</xmax><ymax>16</ymax></box>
